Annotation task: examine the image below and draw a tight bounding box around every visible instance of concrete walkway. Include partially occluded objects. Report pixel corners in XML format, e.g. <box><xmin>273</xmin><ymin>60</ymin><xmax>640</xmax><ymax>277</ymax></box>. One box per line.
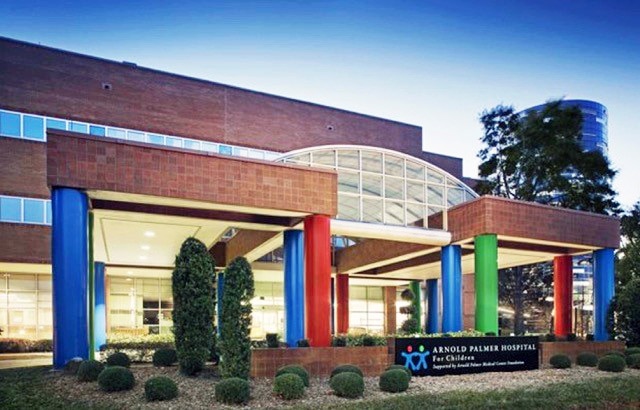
<box><xmin>0</xmin><ymin>353</ymin><xmax>52</xmax><ymax>369</ymax></box>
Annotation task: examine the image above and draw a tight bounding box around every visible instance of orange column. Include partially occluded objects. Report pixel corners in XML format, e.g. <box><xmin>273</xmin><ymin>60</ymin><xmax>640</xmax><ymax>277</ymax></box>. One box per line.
<box><xmin>336</xmin><ymin>274</ymin><xmax>349</xmax><ymax>334</ymax></box>
<box><xmin>553</xmin><ymin>255</ymin><xmax>573</xmax><ymax>336</ymax></box>
<box><xmin>304</xmin><ymin>215</ymin><xmax>331</xmax><ymax>347</ymax></box>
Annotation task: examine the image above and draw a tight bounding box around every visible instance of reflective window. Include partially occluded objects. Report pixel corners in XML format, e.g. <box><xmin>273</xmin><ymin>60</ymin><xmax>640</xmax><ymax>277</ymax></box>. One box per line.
<box><xmin>362</xmin><ymin>151</ymin><xmax>382</xmax><ymax>173</ymax></box>
<box><xmin>338</xmin><ymin>171</ymin><xmax>359</xmax><ymax>194</ymax></box>
<box><xmin>23</xmin><ymin>115</ymin><xmax>44</xmax><ymax>140</ymax></box>
<box><xmin>0</xmin><ymin>197</ymin><xmax>21</xmax><ymax>222</ymax></box>
<box><xmin>0</xmin><ymin>111</ymin><xmax>20</xmax><ymax>137</ymax></box>
<box><xmin>407</xmin><ymin>181</ymin><xmax>425</xmax><ymax>203</ymax></box>
<box><xmin>338</xmin><ymin>194</ymin><xmax>360</xmax><ymax>221</ymax></box>
<box><xmin>45</xmin><ymin>201</ymin><xmax>52</xmax><ymax>224</ymax></box>
<box><xmin>385</xmin><ymin>200</ymin><xmax>405</xmax><ymax>225</ymax></box>
<box><xmin>89</xmin><ymin>125</ymin><xmax>105</xmax><ymax>136</ymax></box>
<box><xmin>428</xmin><ymin>185</ymin><xmax>444</xmax><ymax>206</ymax></box>
<box><xmin>362</xmin><ymin>198</ymin><xmax>383</xmax><ymax>223</ymax></box>
<box><xmin>338</xmin><ymin>150</ymin><xmax>359</xmax><ymax>169</ymax></box>
<box><xmin>184</xmin><ymin>139</ymin><xmax>201</xmax><ymax>150</ymax></box>
<box><xmin>23</xmin><ymin>199</ymin><xmax>44</xmax><ymax>224</ymax></box>
<box><xmin>362</xmin><ymin>174</ymin><xmax>382</xmax><ymax>197</ymax></box>
<box><xmin>313</xmin><ymin>150</ymin><xmax>335</xmax><ymax>167</ymax></box>
<box><xmin>127</xmin><ymin>131</ymin><xmax>145</xmax><ymax>142</ymax></box>
<box><xmin>385</xmin><ymin>177</ymin><xmax>404</xmax><ymax>200</ymax></box>
<box><xmin>166</xmin><ymin>137</ymin><xmax>183</xmax><ymax>148</ymax></box>
<box><xmin>202</xmin><ymin>142</ymin><xmax>217</xmax><ymax>153</ymax></box>
<box><xmin>107</xmin><ymin>128</ymin><xmax>126</xmax><ymax>139</ymax></box>
<box><xmin>148</xmin><ymin>134</ymin><xmax>165</xmax><ymax>145</ymax></box>
<box><xmin>69</xmin><ymin>122</ymin><xmax>88</xmax><ymax>133</ymax></box>
<box><xmin>46</xmin><ymin>118</ymin><xmax>66</xmax><ymax>131</ymax></box>
<box><xmin>219</xmin><ymin>145</ymin><xmax>232</xmax><ymax>155</ymax></box>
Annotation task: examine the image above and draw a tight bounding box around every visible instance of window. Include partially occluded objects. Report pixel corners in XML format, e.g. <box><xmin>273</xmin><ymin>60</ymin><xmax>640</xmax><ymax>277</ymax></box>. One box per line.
<box><xmin>148</xmin><ymin>134</ymin><xmax>165</xmax><ymax>145</ymax></box>
<box><xmin>0</xmin><ymin>197</ymin><xmax>21</xmax><ymax>222</ymax></box>
<box><xmin>69</xmin><ymin>122</ymin><xmax>88</xmax><ymax>133</ymax></box>
<box><xmin>184</xmin><ymin>139</ymin><xmax>201</xmax><ymax>150</ymax></box>
<box><xmin>46</xmin><ymin>118</ymin><xmax>66</xmax><ymax>131</ymax></box>
<box><xmin>127</xmin><ymin>131</ymin><xmax>145</xmax><ymax>142</ymax></box>
<box><xmin>219</xmin><ymin>145</ymin><xmax>232</xmax><ymax>155</ymax></box>
<box><xmin>1</xmin><ymin>273</ymin><xmax>52</xmax><ymax>339</ymax></box>
<box><xmin>106</xmin><ymin>128</ymin><xmax>126</xmax><ymax>139</ymax></box>
<box><xmin>166</xmin><ymin>137</ymin><xmax>183</xmax><ymax>148</ymax></box>
<box><xmin>0</xmin><ymin>111</ymin><xmax>20</xmax><ymax>137</ymax></box>
<box><xmin>23</xmin><ymin>199</ymin><xmax>44</xmax><ymax>224</ymax></box>
<box><xmin>23</xmin><ymin>115</ymin><xmax>44</xmax><ymax>140</ymax></box>
<box><xmin>349</xmin><ymin>286</ymin><xmax>384</xmax><ymax>333</ymax></box>
<box><xmin>89</xmin><ymin>125</ymin><xmax>105</xmax><ymax>136</ymax></box>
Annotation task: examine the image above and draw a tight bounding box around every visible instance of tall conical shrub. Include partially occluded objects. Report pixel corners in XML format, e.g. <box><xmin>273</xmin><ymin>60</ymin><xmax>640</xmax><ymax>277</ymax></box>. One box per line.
<box><xmin>172</xmin><ymin>237</ymin><xmax>216</xmax><ymax>375</ymax></box>
<box><xmin>220</xmin><ymin>256</ymin><xmax>254</xmax><ymax>379</ymax></box>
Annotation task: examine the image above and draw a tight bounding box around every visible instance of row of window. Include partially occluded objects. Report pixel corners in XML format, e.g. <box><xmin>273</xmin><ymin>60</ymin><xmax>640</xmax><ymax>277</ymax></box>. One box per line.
<box><xmin>0</xmin><ymin>196</ymin><xmax>51</xmax><ymax>225</ymax></box>
<box><xmin>0</xmin><ymin>273</ymin><xmax>52</xmax><ymax>339</ymax></box>
<box><xmin>0</xmin><ymin>108</ymin><xmax>281</xmax><ymax>161</ymax></box>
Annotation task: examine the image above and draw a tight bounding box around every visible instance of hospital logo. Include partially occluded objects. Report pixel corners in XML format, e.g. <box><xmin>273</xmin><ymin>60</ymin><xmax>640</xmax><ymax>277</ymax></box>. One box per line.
<box><xmin>400</xmin><ymin>344</ymin><xmax>430</xmax><ymax>372</ymax></box>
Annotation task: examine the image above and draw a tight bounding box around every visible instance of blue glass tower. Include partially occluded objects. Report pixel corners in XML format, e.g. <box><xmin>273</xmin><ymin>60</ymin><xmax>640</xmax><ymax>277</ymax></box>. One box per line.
<box><xmin>523</xmin><ymin>100</ymin><xmax>608</xmax><ymax>155</ymax></box>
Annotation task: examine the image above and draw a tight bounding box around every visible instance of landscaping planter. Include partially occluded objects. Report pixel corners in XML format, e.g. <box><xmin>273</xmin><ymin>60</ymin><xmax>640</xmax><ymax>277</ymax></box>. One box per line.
<box><xmin>539</xmin><ymin>341</ymin><xmax>625</xmax><ymax>365</ymax></box>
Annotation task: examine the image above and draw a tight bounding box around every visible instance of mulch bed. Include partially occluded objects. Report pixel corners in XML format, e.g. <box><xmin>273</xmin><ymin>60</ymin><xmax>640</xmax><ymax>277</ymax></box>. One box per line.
<box><xmin>46</xmin><ymin>364</ymin><xmax>640</xmax><ymax>409</ymax></box>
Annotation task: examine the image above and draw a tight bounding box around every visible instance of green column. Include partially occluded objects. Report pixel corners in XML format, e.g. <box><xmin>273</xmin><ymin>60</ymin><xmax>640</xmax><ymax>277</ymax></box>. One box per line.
<box><xmin>410</xmin><ymin>281</ymin><xmax>422</xmax><ymax>331</ymax></box>
<box><xmin>475</xmin><ymin>234</ymin><xmax>498</xmax><ymax>334</ymax></box>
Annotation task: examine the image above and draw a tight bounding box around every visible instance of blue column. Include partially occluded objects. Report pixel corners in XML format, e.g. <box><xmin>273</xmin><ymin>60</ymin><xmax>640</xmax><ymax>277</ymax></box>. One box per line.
<box><xmin>94</xmin><ymin>262</ymin><xmax>107</xmax><ymax>352</ymax></box>
<box><xmin>426</xmin><ymin>279</ymin><xmax>439</xmax><ymax>333</ymax></box>
<box><xmin>441</xmin><ymin>244</ymin><xmax>462</xmax><ymax>333</ymax></box>
<box><xmin>217</xmin><ymin>273</ymin><xmax>224</xmax><ymax>336</ymax></box>
<box><xmin>593</xmin><ymin>248</ymin><xmax>615</xmax><ymax>341</ymax></box>
<box><xmin>284</xmin><ymin>230</ymin><xmax>304</xmax><ymax>347</ymax></box>
<box><xmin>52</xmin><ymin>188</ymin><xmax>89</xmax><ymax>369</ymax></box>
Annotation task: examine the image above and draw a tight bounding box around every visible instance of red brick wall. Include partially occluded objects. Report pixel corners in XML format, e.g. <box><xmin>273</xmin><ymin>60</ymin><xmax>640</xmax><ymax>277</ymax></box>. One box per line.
<box><xmin>0</xmin><ymin>139</ymin><xmax>48</xmax><ymax>198</ymax></box>
<box><xmin>539</xmin><ymin>341</ymin><xmax>624</xmax><ymax>366</ymax></box>
<box><xmin>251</xmin><ymin>346</ymin><xmax>392</xmax><ymax>377</ymax></box>
<box><xmin>463</xmin><ymin>274</ymin><xmax>475</xmax><ymax>329</ymax></box>
<box><xmin>47</xmin><ymin>131</ymin><xmax>337</xmax><ymax>216</ymax></box>
<box><xmin>384</xmin><ymin>286</ymin><xmax>397</xmax><ymax>335</ymax></box>
<box><xmin>448</xmin><ymin>196</ymin><xmax>620</xmax><ymax>248</ymax></box>
<box><xmin>0</xmin><ymin>224</ymin><xmax>50</xmax><ymax>263</ymax></box>
<box><xmin>0</xmin><ymin>38</ymin><xmax>427</xmax><ymax>161</ymax></box>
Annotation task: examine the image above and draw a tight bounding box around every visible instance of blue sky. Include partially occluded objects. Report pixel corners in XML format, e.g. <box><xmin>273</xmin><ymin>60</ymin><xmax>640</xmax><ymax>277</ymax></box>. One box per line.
<box><xmin>2</xmin><ymin>0</ymin><xmax>639</xmax><ymax>207</ymax></box>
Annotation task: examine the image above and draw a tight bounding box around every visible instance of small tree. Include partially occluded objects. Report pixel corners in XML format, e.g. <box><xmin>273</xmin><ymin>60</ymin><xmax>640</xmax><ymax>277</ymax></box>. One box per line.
<box><xmin>220</xmin><ymin>256</ymin><xmax>255</xmax><ymax>379</ymax></box>
<box><xmin>610</xmin><ymin>278</ymin><xmax>640</xmax><ymax>346</ymax></box>
<box><xmin>172</xmin><ymin>237</ymin><xmax>216</xmax><ymax>375</ymax></box>
<box><xmin>399</xmin><ymin>288</ymin><xmax>421</xmax><ymax>334</ymax></box>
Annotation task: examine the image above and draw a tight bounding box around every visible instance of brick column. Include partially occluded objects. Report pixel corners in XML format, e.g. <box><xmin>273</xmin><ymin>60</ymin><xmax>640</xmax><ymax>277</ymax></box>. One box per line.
<box><xmin>384</xmin><ymin>286</ymin><xmax>397</xmax><ymax>335</ymax></box>
<box><xmin>336</xmin><ymin>274</ymin><xmax>349</xmax><ymax>334</ymax></box>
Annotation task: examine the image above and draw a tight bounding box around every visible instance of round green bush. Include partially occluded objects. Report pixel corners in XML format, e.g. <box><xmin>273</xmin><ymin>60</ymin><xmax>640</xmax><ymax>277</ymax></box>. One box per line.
<box><xmin>549</xmin><ymin>354</ymin><xmax>571</xmax><ymax>369</ymax></box>
<box><xmin>98</xmin><ymin>366</ymin><xmax>135</xmax><ymax>392</ymax></box>
<box><xmin>576</xmin><ymin>352</ymin><xmax>599</xmax><ymax>367</ymax></box>
<box><xmin>379</xmin><ymin>369</ymin><xmax>410</xmax><ymax>393</ymax></box>
<box><xmin>179</xmin><ymin>355</ymin><xmax>204</xmax><ymax>376</ymax></box>
<box><xmin>604</xmin><ymin>350</ymin><xmax>625</xmax><ymax>358</ymax></box>
<box><xmin>106</xmin><ymin>352</ymin><xmax>131</xmax><ymax>368</ymax></box>
<box><xmin>275</xmin><ymin>364</ymin><xmax>309</xmax><ymax>387</ymax></box>
<box><xmin>144</xmin><ymin>376</ymin><xmax>178</xmax><ymax>402</ymax></box>
<box><xmin>215</xmin><ymin>377</ymin><xmax>250</xmax><ymax>405</ymax></box>
<box><xmin>77</xmin><ymin>360</ymin><xmax>105</xmax><ymax>382</ymax></box>
<box><xmin>273</xmin><ymin>373</ymin><xmax>305</xmax><ymax>400</ymax></box>
<box><xmin>330</xmin><ymin>364</ymin><xmax>364</xmax><ymax>379</ymax></box>
<box><xmin>329</xmin><ymin>372</ymin><xmax>364</xmax><ymax>399</ymax></box>
<box><xmin>625</xmin><ymin>347</ymin><xmax>640</xmax><ymax>356</ymax></box>
<box><xmin>626</xmin><ymin>353</ymin><xmax>640</xmax><ymax>369</ymax></box>
<box><xmin>385</xmin><ymin>364</ymin><xmax>412</xmax><ymax>381</ymax></box>
<box><xmin>598</xmin><ymin>354</ymin><xmax>626</xmax><ymax>372</ymax></box>
<box><xmin>152</xmin><ymin>348</ymin><xmax>177</xmax><ymax>367</ymax></box>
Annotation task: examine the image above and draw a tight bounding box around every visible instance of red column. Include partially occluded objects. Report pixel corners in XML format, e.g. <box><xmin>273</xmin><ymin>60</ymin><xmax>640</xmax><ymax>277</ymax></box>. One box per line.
<box><xmin>336</xmin><ymin>274</ymin><xmax>349</xmax><ymax>334</ymax></box>
<box><xmin>304</xmin><ymin>215</ymin><xmax>331</xmax><ymax>347</ymax></box>
<box><xmin>553</xmin><ymin>255</ymin><xmax>573</xmax><ymax>337</ymax></box>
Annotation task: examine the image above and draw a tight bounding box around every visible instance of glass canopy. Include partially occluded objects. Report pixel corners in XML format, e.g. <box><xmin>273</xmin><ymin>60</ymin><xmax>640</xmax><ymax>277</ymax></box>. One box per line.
<box><xmin>277</xmin><ymin>146</ymin><xmax>477</xmax><ymax>228</ymax></box>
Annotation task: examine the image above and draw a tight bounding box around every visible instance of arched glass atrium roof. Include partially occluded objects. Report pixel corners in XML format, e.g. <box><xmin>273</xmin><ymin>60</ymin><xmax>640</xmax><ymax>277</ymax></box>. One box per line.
<box><xmin>277</xmin><ymin>146</ymin><xmax>478</xmax><ymax>228</ymax></box>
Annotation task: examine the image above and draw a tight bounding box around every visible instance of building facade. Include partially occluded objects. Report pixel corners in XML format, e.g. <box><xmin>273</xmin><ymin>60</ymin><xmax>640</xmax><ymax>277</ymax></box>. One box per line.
<box><xmin>0</xmin><ymin>37</ymin><xmax>619</xmax><ymax>369</ymax></box>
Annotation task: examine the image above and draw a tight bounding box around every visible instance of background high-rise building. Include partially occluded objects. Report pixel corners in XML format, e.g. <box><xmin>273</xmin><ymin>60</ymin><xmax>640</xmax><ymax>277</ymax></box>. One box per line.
<box><xmin>524</xmin><ymin>100</ymin><xmax>608</xmax><ymax>155</ymax></box>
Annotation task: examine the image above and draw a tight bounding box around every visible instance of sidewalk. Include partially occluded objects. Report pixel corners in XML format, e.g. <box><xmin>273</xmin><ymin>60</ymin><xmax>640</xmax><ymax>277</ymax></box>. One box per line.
<box><xmin>0</xmin><ymin>353</ymin><xmax>52</xmax><ymax>369</ymax></box>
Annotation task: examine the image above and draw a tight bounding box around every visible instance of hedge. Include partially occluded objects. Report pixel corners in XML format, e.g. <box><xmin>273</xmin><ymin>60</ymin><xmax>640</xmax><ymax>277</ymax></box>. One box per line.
<box><xmin>0</xmin><ymin>338</ymin><xmax>52</xmax><ymax>353</ymax></box>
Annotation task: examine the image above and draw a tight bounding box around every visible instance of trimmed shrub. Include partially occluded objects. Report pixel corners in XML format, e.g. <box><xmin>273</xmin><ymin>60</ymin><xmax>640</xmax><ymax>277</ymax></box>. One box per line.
<box><xmin>626</xmin><ymin>353</ymin><xmax>640</xmax><ymax>369</ymax></box>
<box><xmin>179</xmin><ymin>355</ymin><xmax>204</xmax><ymax>376</ymax></box>
<box><xmin>625</xmin><ymin>347</ymin><xmax>640</xmax><ymax>356</ymax></box>
<box><xmin>400</xmin><ymin>288</ymin><xmax>415</xmax><ymax>301</ymax></box>
<box><xmin>544</xmin><ymin>333</ymin><xmax>557</xmax><ymax>342</ymax></box>
<box><xmin>220</xmin><ymin>257</ymin><xmax>254</xmax><ymax>379</ymax></box>
<box><xmin>98</xmin><ymin>366</ymin><xmax>135</xmax><ymax>392</ymax></box>
<box><xmin>567</xmin><ymin>333</ymin><xmax>578</xmax><ymax>342</ymax></box>
<box><xmin>362</xmin><ymin>335</ymin><xmax>376</xmax><ymax>346</ymax></box>
<box><xmin>0</xmin><ymin>338</ymin><xmax>29</xmax><ymax>353</ymax></box>
<box><xmin>266</xmin><ymin>333</ymin><xmax>279</xmax><ymax>348</ymax></box>
<box><xmin>379</xmin><ymin>369</ymin><xmax>410</xmax><ymax>393</ymax></box>
<box><xmin>400</xmin><ymin>318</ymin><xmax>420</xmax><ymax>334</ymax></box>
<box><xmin>385</xmin><ymin>364</ymin><xmax>412</xmax><ymax>381</ymax></box>
<box><xmin>31</xmin><ymin>339</ymin><xmax>53</xmax><ymax>352</ymax></box>
<box><xmin>172</xmin><ymin>237</ymin><xmax>216</xmax><ymax>376</ymax></box>
<box><xmin>586</xmin><ymin>334</ymin><xmax>594</xmax><ymax>341</ymax></box>
<box><xmin>103</xmin><ymin>334</ymin><xmax>174</xmax><ymax>362</ymax></box>
<box><xmin>145</xmin><ymin>376</ymin><xmax>178</xmax><ymax>402</ymax></box>
<box><xmin>485</xmin><ymin>332</ymin><xmax>497</xmax><ymax>337</ymax></box>
<box><xmin>329</xmin><ymin>372</ymin><xmax>364</xmax><ymax>398</ymax></box>
<box><xmin>273</xmin><ymin>373</ymin><xmax>305</xmax><ymax>400</ymax></box>
<box><xmin>604</xmin><ymin>350</ymin><xmax>625</xmax><ymax>358</ymax></box>
<box><xmin>576</xmin><ymin>352</ymin><xmax>599</xmax><ymax>367</ymax></box>
<box><xmin>153</xmin><ymin>348</ymin><xmax>177</xmax><ymax>367</ymax></box>
<box><xmin>77</xmin><ymin>360</ymin><xmax>105</xmax><ymax>382</ymax></box>
<box><xmin>215</xmin><ymin>377</ymin><xmax>250</xmax><ymax>405</ymax></box>
<box><xmin>296</xmin><ymin>339</ymin><xmax>310</xmax><ymax>347</ymax></box>
<box><xmin>332</xmin><ymin>336</ymin><xmax>347</xmax><ymax>347</ymax></box>
<box><xmin>598</xmin><ymin>354</ymin><xmax>626</xmax><ymax>372</ymax></box>
<box><xmin>276</xmin><ymin>364</ymin><xmax>309</xmax><ymax>387</ymax></box>
<box><xmin>106</xmin><ymin>352</ymin><xmax>131</xmax><ymax>368</ymax></box>
<box><xmin>331</xmin><ymin>364</ymin><xmax>364</xmax><ymax>379</ymax></box>
<box><xmin>64</xmin><ymin>357</ymin><xmax>84</xmax><ymax>375</ymax></box>
<box><xmin>549</xmin><ymin>354</ymin><xmax>571</xmax><ymax>369</ymax></box>
<box><xmin>347</xmin><ymin>334</ymin><xmax>387</xmax><ymax>346</ymax></box>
